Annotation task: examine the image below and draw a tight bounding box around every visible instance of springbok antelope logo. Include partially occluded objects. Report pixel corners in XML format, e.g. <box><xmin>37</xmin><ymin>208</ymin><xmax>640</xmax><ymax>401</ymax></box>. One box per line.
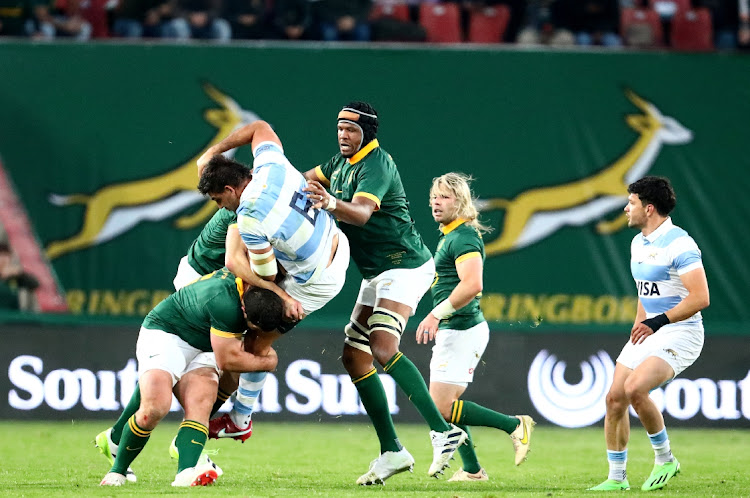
<box><xmin>477</xmin><ymin>90</ymin><xmax>693</xmax><ymax>256</ymax></box>
<box><xmin>46</xmin><ymin>84</ymin><xmax>260</xmax><ymax>260</ymax></box>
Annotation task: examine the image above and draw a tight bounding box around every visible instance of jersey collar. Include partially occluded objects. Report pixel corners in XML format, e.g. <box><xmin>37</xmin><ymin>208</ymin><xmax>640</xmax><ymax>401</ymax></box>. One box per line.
<box><xmin>235</xmin><ymin>277</ymin><xmax>245</xmax><ymax>302</ymax></box>
<box><xmin>644</xmin><ymin>217</ymin><xmax>673</xmax><ymax>244</ymax></box>
<box><xmin>440</xmin><ymin>218</ymin><xmax>468</xmax><ymax>235</ymax></box>
<box><xmin>348</xmin><ymin>139</ymin><xmax>379</xmax><ymax>165</ymax></box>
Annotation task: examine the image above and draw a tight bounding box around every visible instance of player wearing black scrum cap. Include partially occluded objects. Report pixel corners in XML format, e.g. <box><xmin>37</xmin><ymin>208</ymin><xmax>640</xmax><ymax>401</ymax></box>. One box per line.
<box><xmin>303</xmin><ymin>102</ymin><xmax>467</xmax><ymax>485</ymax></box>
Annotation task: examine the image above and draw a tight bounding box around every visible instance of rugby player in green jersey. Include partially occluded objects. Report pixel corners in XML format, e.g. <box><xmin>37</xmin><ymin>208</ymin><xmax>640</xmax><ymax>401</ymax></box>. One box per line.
<box><xmin>303</xmin><ymin>102</ymin><xmax>468</xmax><ymax>484</ymax></box>
<box><xmin>96</xmin><ymin>199</ymin><xmax>304</xmax><ymax>480</ymax></box>
<box><xmin>99</xmin><ymin>269</ymin><xmax>283</xmax><ymax>487</ymax></box>
<box><xmin>416</xmin><ymin>173</ymin><xmax>535</xmax><ymax>482</ymax></box>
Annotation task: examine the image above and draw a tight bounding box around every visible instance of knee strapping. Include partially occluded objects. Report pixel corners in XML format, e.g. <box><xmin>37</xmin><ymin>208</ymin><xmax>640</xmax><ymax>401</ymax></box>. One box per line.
<box><xmin>367</xmin><ymin>307</ymin><xmax>406</xmax><ymax>339</ymax></box>
<box><xmin>344</xmin><ymin>319</ymin><xmax>371</xmax><ymax>353</ymax></box>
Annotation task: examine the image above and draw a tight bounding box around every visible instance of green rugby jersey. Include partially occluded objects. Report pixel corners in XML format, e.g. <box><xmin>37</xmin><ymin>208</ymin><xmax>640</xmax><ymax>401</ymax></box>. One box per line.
<box><xmin>431</xmin><ymin>219</ymin><xmax>486</xmax><ymax>331</ymax></box>
<box><xmin>186</xmin><ymin>208</ymin><xmax>237</xmax><ymax>275</ymax></box>
<box><xmin>314</xmin><ymin>139</ymin><xmax>431</xmax><ymax>279</ymax></box>
<box><xmin>142</xmin><ymin>268</ymin><xmax>246</xmax><ymax>351</ymax></box>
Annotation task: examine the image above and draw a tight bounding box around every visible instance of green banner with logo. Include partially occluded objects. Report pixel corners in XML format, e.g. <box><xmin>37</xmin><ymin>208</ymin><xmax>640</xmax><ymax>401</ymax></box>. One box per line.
<box><xmin>1</xmin><ymin>42</ymin><xmax>748</xmax><ymax>333</ymax></box>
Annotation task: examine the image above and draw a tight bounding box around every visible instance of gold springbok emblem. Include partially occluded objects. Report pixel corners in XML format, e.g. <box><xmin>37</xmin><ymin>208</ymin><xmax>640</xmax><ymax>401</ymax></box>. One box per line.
<box><xmin>46</xmin><ymin>84</ymin><xmax>260</xmax><ymax>260</ymax></box>
<box><xmin>477</xmin><ymin>90</ymin><xmax>693</xmax><ymax>256</ymax></box>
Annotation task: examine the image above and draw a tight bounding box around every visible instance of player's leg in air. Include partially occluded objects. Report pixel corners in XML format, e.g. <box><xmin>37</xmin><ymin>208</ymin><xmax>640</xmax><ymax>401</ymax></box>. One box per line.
<box><xmin>424</xmin><ymin>321</ymin><xmax>534</xmax><ymax>482</ymax></box>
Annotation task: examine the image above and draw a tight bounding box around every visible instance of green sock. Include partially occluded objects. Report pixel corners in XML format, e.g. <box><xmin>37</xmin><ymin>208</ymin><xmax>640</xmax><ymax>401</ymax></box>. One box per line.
<box><xmin>210</xmin><ymin>388</ymin><xmax>233</xmax><ymax>418</ymax></box>
<box><xmin>111</xmin><ymin>415</ymin><xmax>150</xmax><ymax>475</ymax></box>
<box><xmin>456</xmin><ymin>424</ymin><xmax>482</xmax><ymax>474</ymax></box>
<box><xmin>384</xmin><ymin>352</ymin><xmax>451</xmax><ymax>432</ymax></box>
<box><xmin>175</xmin><ymin>420</ymin><xmax>208</xmax><ymax>472</ymax></box>
<box><xmin>352</xmin><ymin>368</ymin><xmax>402</xmax><ymax>453</ymax></box>
<box><xmin>451</xmin><ymin>399</ymin><xmax>519</xmax><ymax>434</ymax></box>
<box><xmin>111</xmin><ymin>383</ymin><xmax>141</xmax><ymax>445</ymax></box>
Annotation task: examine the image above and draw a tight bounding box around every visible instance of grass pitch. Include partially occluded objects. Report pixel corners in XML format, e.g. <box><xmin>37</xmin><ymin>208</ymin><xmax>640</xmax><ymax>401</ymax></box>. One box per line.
<box><xmin>1</xmin><ymin>421</ymin><xmax>748</xmax><ymax>497</ymax></box>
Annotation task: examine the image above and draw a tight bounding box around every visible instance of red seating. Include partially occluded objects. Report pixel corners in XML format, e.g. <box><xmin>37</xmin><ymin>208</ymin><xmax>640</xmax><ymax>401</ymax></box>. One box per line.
<box><xmin>419</xmin><ymin>2</ymin><xmax>462</xmax><ymax>43</ymax></box>
<box><xmin>467</xmin><ymin>5</ymin><xmax>510</xmax><ymax>43</ymax></box>
<box><xmin>370</xmin><ymin>2</ymin><xmax>411</xmax><ymax>22</ymax></box>
<box><xmin>620</xmin><ymin>8</ymin><xmax>664</xmax><ymax>47</ymax></box>
<box><xmin>670</xmin><ymin>8</ymin><xmax>713</xmax><ymax>51</ymax></box>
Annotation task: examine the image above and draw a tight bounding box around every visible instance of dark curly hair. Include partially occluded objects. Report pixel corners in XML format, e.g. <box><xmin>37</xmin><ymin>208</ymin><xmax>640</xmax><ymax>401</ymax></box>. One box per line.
<box><xmin>197</xmin><ymin>155</ymin><xmax>252</xmax><ymax>195</ymax></box>
<box><xmin>243</xmin><ymin>287</ymin><xmax>284</xmax><ymax>332</ymax></box>
<box><xmin>627</xmin><ymin>176</ymin><xmax>676</xmax><ymax>216</ymax></box>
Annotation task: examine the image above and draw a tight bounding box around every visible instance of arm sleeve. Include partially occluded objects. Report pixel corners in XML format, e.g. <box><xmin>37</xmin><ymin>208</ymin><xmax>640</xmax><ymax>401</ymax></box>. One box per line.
<box><xmin>452</xmin><ymin>232</ymin><xmax>484</xmax><ymax>265</ymax></box>
<box><xmin>237</xmin><ymin>210</ymin><xmax>271</xmax><ymax>251</ymax></box>
<box><xmin>352</xmin><ymin>160</ymin><xmax>391</xmax><ymax>209</ymax></box>
<box><xmin>315</xmin><ymin>157</ymin><xmax>336</xmax><ymax>187</ymax></box>
<box><xmin>206</xmin><ymin>296</ymin><xmax>244</xmax><ymax>339</ymax></box>
<box><xmin>669</xmin><ymin>236</ymin><xmax>703</xmax><ymax>276</ymax></box>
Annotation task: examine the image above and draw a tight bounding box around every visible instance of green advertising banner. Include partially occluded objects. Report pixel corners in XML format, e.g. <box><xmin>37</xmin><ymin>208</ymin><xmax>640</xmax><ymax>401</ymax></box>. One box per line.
<box><xmin>0</xmin><ymin>42</ymin><xmax>748</xmax><ymax>333</ymax></box>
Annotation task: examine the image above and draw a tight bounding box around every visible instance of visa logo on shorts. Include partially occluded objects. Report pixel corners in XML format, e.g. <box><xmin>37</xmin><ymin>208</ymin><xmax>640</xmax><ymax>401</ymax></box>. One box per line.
<box><xmin>636</xmin><ymin>280</ymin><xmax>661</xmax><ymax>296</ymax></box>
<box><xmin>476</xmin><ymin>90</ymin><xmax>693</xmax><ymax>257</ymax></box>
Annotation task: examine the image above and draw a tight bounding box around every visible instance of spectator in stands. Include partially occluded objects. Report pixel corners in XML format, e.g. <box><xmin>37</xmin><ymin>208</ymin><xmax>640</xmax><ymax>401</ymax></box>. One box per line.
<box><xmin>741</xmin><ymin>0</ymin><xmax>750</xmax><ymax>48</ymax></box>
<box><xmin>0</xmin><ymin>242</ymin><xmax>39</xmax><ymax>311</ymax></box>
<box><xmin>313</xmin><ymin>0</ymin><xmax>373</xmax><ymax>41</ymax></box>
<box><xmin>695</xmin><ymin>0</ymin><xmax>739</xmax><ymax>49</ymax></box>
<box><xmin>112</xmin><ymin>0</ymin><xmax>182</xmax><ymax>38</ymax></box>
<box><xmin>516</xmin><ymin>0</ymin><xmax>575</xmax><ymax>46</ymax></box>
<box><xmin>272</xmin><ymin>0</ymin><xmax>312</xmax><ymax>40</ymax></box>
<box><xmin>223</xmin><ymin>0</ymin><xmax>266</xmax><ymax>39</ymax></box>
<box><xmin>0</xmin><ymin>0</ymin><xmax>44</xmax><ymax>36</ymax></box>
<box><xmin>169</xmin><ymin>0</ymin><xmax>232</xmax><ymax>40</ymax></box>
<box><xmin>26</xmin><ymin>0</ymin><xmax>92</xmax><ymax>39</ymax></box>
<box><xmin>369</xmin><ymin>0</ymin><xmax>425</xmax><ymax>41</ymax></box>
<box><xmin>557</xmin><ymin>0</ymin><xmax>621</xmax><ymax>47</ymax></box>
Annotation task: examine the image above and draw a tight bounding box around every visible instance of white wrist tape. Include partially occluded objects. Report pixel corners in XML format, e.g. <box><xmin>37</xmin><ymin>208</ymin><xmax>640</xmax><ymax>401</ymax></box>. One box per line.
<box><xmin>431</xmin><ymin>299</ymin><xmax>456</xmax><ymax>320</ymax></box>
<box><xmin>250</xmin><ymin>249</ymin><xmax>277</xmax><ymax>277</ymax></box>
<box><xmin>325</xmin><ymin>195</ymin><xmax>337</xmax><ymax>212</ymax></box>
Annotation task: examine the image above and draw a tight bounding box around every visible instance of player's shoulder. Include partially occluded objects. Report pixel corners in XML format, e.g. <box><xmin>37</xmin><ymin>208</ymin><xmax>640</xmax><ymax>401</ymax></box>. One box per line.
<box><xmin>657</xmin><ymin>223</ymin><xmax>695</xmax><ymax>249</ymax></box>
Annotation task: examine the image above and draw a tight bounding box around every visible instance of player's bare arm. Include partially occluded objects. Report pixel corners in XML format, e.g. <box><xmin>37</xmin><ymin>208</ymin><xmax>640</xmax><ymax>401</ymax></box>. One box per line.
<box><xmin>416</xmin><ymin>255</ymin><xmax>483</xmax><ymax>344</ymax></box>
<box><xmin>211</xmin><ymin>333</ymin><xmax>278</xmax><ymax>372</ymax></box>
<box><xmin>303</xmin><ymin>180</ymin><xmax>376</xmax><ymax>227</ymax></box>
<box><xmin>197</xmin><ymin>120</ymin><xmax>282</xmax><ymax>174</ymax></box>
<box><xmin>225</xmin><ymin>225</ymin><xmax>304</xmax><ymax>321</ymax></box>
<box><xmin>631</xmin><ymin>267</ymin><xmax>709</xmax><ymax>344</ymax></box>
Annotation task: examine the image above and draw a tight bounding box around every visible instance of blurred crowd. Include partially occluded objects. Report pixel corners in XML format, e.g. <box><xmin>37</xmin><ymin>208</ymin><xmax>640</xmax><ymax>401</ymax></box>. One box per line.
<box><xmin>0</xmin><ymin>0</ymin><xmax>747</xmax><ymax>48</ymax></box>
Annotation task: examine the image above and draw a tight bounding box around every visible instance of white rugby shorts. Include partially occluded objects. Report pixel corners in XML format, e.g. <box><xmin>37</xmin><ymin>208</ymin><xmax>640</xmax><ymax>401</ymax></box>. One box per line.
<box><xmin>355</xmin><ymin>258</ymin><xmax>435</xmax><ymax>316</ymax></box>
<box><xmin>279</xmin><ymin>230</ymin><xmax>350</xmax><ymax>316</ymax></box>
<box><xmin>173</xmin><ymin>255</ymin><xmax>202</xmax><ymax>291</ymax></box>
<box><xmin>616</xmin><ymin>322</ymin><xmax>704</xmax><ymax>378</ymax></box>
<box><xmin>136</xmin><ymin>327</ymin><xmax>219</xmax><ymax>386</ymax></box>
<box><xmin>430</xmin><ymin>321</ymin><xmax>490</xmax><ymax>386</ymax></box>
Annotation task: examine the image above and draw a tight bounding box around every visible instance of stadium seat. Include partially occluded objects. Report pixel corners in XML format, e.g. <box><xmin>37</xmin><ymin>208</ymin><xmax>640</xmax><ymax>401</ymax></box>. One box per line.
<box><xmin>620</xmin><ymin>8</ymin><xmax>664</xmax><ymax>47</ymax></box>
<box><xmin>670</xmin><ymin>8</ymin><xmax>714</xmax><ymax>51</ymax></box>
<box><xmin>419</xmin><ymin>2</ymin><xmax>462</xmax><ymax>43</ymax></box>
<box><xmin>370</xmin><ymin>2</ymin><xmax>411</xmax><ymax>22</ymax></box>
<box><xmin>467</xmin><ymin>5</ymin><xmax>511</xmax><ymax>43</ymax></box>
<box><xmin>648</xmin><ymin>0</ymin><xmax>691</xmax><ymax>19</ymax></box>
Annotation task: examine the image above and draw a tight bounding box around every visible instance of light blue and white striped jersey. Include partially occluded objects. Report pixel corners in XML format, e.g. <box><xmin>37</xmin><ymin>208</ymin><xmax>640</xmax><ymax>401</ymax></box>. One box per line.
<box><xmin>237</xmin><ymin>141</ymin><xmax>337</xmax><ymax>284</ymax></box>
<box><xmin>630</xmin><ymin>217</ymin><xmax>703</xmax><ymax>324</ymax></box>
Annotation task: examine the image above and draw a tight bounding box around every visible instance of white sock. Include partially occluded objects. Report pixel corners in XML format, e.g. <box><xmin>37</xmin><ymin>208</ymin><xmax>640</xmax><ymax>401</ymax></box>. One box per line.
<box><xmin>230</xmin><ymin>371</ymin><xmax>268</xmax><ymax>429</ymax></box>
<box><xmin>229</xmin><ymin>410</ymin><xmax>252</xmax><ymax>429</ymax></box>
<box><xmin>648</xmin><ymin>428</ymin><xmax>674</xmax><ymax>464</ymax></box>
<box><xmin>607</xmin><ymin>449</ymin><xmax>627</xmax><ymax>481</ymax></box>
